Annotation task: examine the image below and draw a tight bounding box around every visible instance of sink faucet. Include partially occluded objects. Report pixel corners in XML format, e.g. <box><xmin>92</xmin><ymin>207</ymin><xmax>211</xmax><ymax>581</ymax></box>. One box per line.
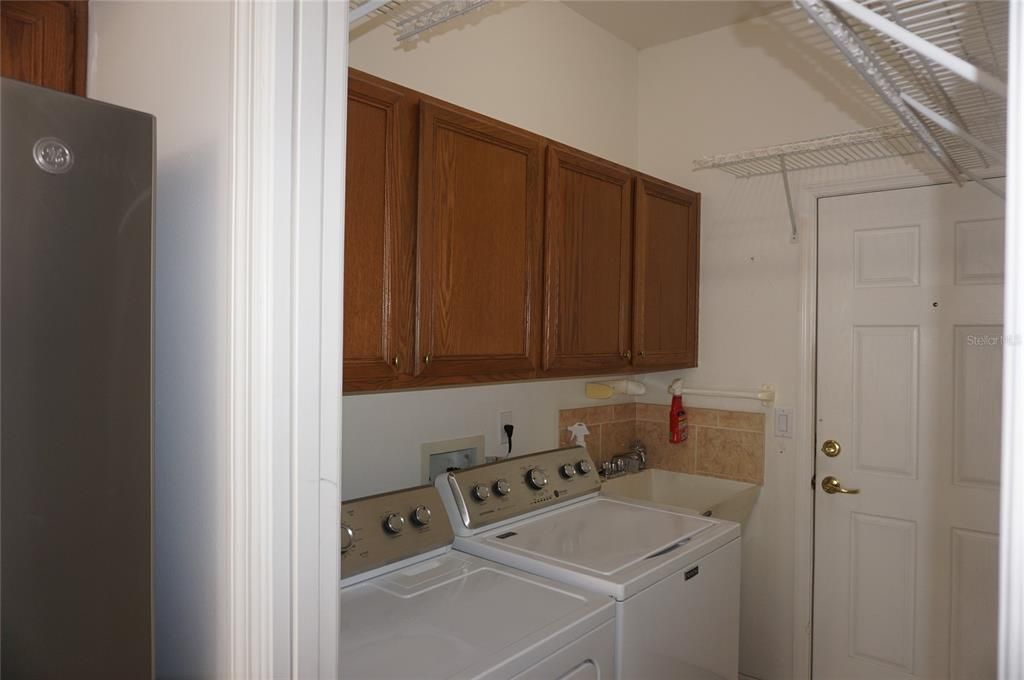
<box><xmin>600</xmin><ymin>440</ymin><xmax>647</xmax><ymax>479</ymax></box>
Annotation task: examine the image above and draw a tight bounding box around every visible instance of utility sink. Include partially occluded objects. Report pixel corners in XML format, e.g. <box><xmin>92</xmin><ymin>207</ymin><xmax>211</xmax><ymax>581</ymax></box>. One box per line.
<box><xmin>600</xmin><ymin>469</ymin><xmax>760</xmax><ymax>526</ymax></box>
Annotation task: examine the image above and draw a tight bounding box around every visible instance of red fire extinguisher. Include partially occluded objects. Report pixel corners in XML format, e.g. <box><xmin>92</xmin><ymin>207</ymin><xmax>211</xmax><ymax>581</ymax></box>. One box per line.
<box><xmin>669</xmin><ymin>379</ymin><xmax>688</xmax><ymax>444</ymax></box>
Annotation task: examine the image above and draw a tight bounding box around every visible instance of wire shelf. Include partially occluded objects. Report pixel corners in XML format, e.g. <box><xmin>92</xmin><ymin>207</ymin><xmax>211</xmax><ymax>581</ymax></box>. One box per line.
<box><xmin>694</xmin><ymin>124</ymin><xmax>923</xmax><ymax>178</ymax></box>
<box><xmin>349</xmin><ymin>0</ymin><xmax>492</xmax><ymax>42</ymax></box>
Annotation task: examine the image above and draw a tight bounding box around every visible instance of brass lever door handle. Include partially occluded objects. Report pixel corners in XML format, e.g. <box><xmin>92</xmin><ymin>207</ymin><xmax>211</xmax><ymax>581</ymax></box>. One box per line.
<box><xmin>821</xmin><ymin>475</ymin><xmax>860</xmax><ymax>495</ymax></box>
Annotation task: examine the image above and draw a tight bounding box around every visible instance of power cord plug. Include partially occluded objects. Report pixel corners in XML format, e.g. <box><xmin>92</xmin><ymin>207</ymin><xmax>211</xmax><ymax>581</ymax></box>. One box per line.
<box><xmin>503</xmin><ymin>424</ymin><xmax>514</xmax><ymax>456</ymax></box>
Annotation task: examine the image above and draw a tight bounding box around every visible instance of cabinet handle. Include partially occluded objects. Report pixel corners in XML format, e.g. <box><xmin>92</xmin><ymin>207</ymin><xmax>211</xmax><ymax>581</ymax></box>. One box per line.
<box><xmin>638</xmin><ymin>351</ymin><xmax>646</xmax><ymax>358</ymax></box>
<box><xmin>423</xmin><ymin>354</ymin><xmax>431</xmax><ymax>365</ymax></box>
<box><xmin>392</xmin><ymin>356</ymin><xmax>400</xmax><ymax>368</ymax></box>
<box><xmin>622</xmin><ymin>350</ymin><xmax>632</xmax><ymax>360</ymax></box>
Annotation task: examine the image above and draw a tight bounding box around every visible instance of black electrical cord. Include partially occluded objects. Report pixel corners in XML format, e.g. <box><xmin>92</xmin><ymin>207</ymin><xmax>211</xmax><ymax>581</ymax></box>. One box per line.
<box><xmin>503</xmin><ymin>423</ymin><xmax>514</xmax><ymax>456</ymax></box>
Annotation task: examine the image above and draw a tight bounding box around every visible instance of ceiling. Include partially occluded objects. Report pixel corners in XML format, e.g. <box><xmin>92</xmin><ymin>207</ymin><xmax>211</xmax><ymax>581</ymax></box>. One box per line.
<box><xmin>564</xmin><ymin>0</ymin><xmax>788</xmax><ymax>50</ymax></box>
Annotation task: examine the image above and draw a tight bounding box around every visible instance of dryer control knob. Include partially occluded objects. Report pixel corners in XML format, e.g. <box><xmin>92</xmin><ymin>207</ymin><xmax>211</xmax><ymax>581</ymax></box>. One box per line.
<box><xmin>412</xmin><ymin>505</ymin><xmax>432</xmax><ymax>526</ymax></box>
<box><xmin>384</xmin><ymin>513</ymin><xmax>405</xmax><ymax>534</ymax></box>
<box><xmin>576</xmin><ymin>459</ymin><xmax>593</xmax><ymax>475</ymax></box>
<box><xmin>473</xmin><ymin>484</ymin><xmax>492</xmax><ymax>501</ymax></box>
<box><xmin>560</xmin><ymin>463</ymin><xmax>577</xmax><ymax>479</ymax></box>
<box><xmin>494</xmin><ymin>479</ymin><xmax>512</xmax><ymax>496</ymax></box>
<box><xmin>527</xmin><ymin>467</ymin><xmax>549</xmax><ymax>490</ymax></box>
<box><xmin>340</xmin><ymin>524</ymin><xmax>354</xmax><ymax>553</ymax></box>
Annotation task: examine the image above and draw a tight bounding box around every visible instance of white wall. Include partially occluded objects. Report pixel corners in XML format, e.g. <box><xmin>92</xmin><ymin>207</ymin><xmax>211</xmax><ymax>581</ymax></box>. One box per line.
<box><xmin>89</xmin><ymin>3</ymin><xmax>233</xmax><ymax>677</ymax></box>
<box><xmin>637</xmin><ymin>10</ymin><xmax>933</xmax><ymax>680</ymax></box>
<box><xmin>343</xmin><ymin>1</ymin><xmax>640</xmax><ymax>500</ymax></box>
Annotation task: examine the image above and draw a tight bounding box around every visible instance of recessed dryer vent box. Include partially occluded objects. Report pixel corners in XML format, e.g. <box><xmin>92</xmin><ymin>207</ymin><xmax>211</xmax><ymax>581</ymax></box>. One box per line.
<box><xmin>421</xmin><ymin>435</ymin><xmax>485</xmax><ymax>485</ymax></box>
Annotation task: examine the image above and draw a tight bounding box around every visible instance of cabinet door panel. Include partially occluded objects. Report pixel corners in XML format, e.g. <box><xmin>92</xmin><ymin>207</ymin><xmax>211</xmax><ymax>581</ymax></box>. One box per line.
<box><xmin>1</xmin><ymin>1</ymin><xmax>85</xmax><ymax>95</ymax></box>
<box><xmin>633</xmin><ymin>175</ymin><xmax>700</xmax><ymax>368</ymax></box>
<box><xmin>544</xmin><ymin>145</ymin><xmax>632</xmax><ymax>373</ymax></box>
<box><xmin>417</xmin><ymin>101</ymin><xmax>543</xmax><ymax>378</ymax></box>
<box><xmin>343</xmin><ymin>72</ymin><xmax>417</xmax><ymax>390</ymax></box>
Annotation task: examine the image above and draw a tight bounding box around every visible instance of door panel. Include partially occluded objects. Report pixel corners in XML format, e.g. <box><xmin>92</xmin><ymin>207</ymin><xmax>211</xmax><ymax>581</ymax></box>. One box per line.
<box><xmin>544</xmin><ymin>145</ymin><xmax>633</xmax><ymax>374</ymax></box>
<box><xmin>343</xmin><ymin>71</ymin><xmax>417</xmax><ymax>390</ymax></box>
<box><xmin>1</xmin><ymin>1</ymin><xmax>85</xmax><ymax>95</ymax></box>
<box><xmin>814</xmin><ymin>182</ymin><xmax>1003</xmax><ymax>680</ymax></box>
<box><xmin>633</xmin><ymin>175</ymin><xmax>700</xmax><ymax>369</ymax></box>
<box><xmin>416</xmin><ymin>101</ymin><xmax>543</xmax><ymax>379</ymax></box>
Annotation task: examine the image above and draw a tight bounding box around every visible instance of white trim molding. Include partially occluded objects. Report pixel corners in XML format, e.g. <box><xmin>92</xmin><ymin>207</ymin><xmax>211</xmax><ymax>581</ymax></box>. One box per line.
<box><xmin>229</xmin><ymin>1</ymin><xmax>345</xmax><ymax>677</ymax></box>
<box><xmin>1000</xmin><ymin>1</ymin><xmax>1024</xmax><ymax>677</ymax></box>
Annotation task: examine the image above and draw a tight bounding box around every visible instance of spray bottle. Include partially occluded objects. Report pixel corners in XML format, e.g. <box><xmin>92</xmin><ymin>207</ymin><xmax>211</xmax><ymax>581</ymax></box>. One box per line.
<box><xmin>668</xmin><ymin>378</ymin><xmax>689</xmax><ymax>444</ymax></box>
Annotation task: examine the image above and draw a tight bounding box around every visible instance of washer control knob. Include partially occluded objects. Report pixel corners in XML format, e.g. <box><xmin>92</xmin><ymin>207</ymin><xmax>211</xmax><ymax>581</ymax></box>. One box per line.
<box><xmin>560</xmin><ymin>463</ymin><xmax>577</xmax><ymax>479</ymax></box>
<box><xmin>494</xmin><ymin>479</ymin><xmax>512</xmax><ymax>496</ymax></box>
<box><xmin>576</xmin><ymin>459</ymin><xmax>593</xmax><ymax>475</ymax></box>
<box><xmin>383</xmin><ymin>513</ymin><xmax>405</xmax><ymax>534</ymax></box>
<box><xmin>473</xmin><ymin>484</ymin><xmax>492</xmax><ymax>501</ymax></box>
<box><xmin>527</xmin><ymin>467</ymin><xmax>549</xmax><ymax>490</ymax></box>
<box><xmin>412</xmin><ymin>505</ymin><xmax>432</xmax><ymax>526</ymax></box>
<box><xmin>340</xmin><ymin>524</ymin><xmax>354</xmax><ymax>553</ymax></box>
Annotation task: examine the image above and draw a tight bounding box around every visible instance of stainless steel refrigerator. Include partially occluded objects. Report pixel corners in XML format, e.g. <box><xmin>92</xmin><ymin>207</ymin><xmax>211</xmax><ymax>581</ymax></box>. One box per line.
<box><xmin>1</xmin><ymin>78</ymin><xmax>154</xmax><ymax>678</ymax></box>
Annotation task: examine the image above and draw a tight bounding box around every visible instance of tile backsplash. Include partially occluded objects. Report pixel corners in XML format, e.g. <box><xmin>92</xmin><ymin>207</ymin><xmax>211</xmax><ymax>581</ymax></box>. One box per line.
<box><xmin>558</xmin><ymin>403</ymin><xmax>765</xmax><ymax>485</ymax></box>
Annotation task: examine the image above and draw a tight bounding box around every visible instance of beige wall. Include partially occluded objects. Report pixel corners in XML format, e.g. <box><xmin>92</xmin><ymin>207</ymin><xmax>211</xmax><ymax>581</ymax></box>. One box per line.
<box><xmin>349</xmin><ymin>1</ymin><xmax>639</xmax><ymax>166</ymax></box>
<box><xmin>343</xmin><ymin>0</ymin><xmax>641</xmax><ymax>501</ymax></box>
<box><xmin>637</xmin><ymin>10</ymin><xmax>932</xmax><ymax>680</ymax></box>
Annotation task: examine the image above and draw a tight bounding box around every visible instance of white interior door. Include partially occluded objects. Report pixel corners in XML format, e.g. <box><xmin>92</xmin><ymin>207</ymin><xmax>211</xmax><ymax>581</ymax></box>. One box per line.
<box><xmin>814</xmin><ymin>182</ymin><xmax>1004</xmax><ymax>680</ymax></box>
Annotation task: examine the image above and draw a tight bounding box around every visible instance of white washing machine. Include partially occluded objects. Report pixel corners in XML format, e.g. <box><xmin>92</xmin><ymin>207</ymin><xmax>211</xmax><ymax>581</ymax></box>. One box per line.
<box><xmin>340</xmin><ymin>484</ymin><xmax>616</xmax><ymax>680</ymax></box>
<box><xmin>435</xmin><ymin>447</ymin><xmax>742</xmax><ymax>680</ymax></box>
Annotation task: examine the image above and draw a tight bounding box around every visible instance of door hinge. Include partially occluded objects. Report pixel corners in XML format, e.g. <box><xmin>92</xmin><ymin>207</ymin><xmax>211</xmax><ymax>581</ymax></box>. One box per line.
<box><xmin>810</xmin><ymin>474</ymin><xmax>816</xmax><ymax>489</ymax></box>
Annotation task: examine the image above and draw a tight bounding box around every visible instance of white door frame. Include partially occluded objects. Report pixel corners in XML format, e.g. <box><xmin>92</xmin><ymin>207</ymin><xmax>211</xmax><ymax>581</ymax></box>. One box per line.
<box><xmin>228</xmin><ymin>0</ymin><xmax>346</xmax><ymax>677</ymax></box>
<box><xmin>791</xmin><ymin>165</ymin><xmax>962</xmax><ymax>680</ymax></box>
<box><xmin>1000</xmin><ymin>2</ymin><xmax>1024</xmax><ymax>677</ymax></box>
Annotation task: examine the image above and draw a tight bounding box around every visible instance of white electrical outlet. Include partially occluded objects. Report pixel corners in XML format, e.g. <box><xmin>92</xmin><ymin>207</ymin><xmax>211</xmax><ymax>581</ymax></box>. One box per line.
<box><xmin>499</xmin><ymin>410</ymin><xmax>514</xmax><ymax>453</ymax></box>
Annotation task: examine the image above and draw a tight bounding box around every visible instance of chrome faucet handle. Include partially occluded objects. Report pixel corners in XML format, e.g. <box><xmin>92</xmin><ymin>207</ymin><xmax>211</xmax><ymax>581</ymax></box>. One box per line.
<box><xmin>629</xmin><ymin>440</ymin><xmax>647</xmax><ymax>469</ymax></box>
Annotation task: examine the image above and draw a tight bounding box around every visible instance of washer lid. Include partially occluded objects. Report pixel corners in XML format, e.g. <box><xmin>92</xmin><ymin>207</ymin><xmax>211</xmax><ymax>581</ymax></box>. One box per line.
<box><xmin>340</xmin><ymin>552</ymin><xmax>613</xmax><ymax>680</ymax></box>
<box><xmin>480</xmin><ymin>496</ymin><xmax>714</xmax><ymax>575</ymax></box>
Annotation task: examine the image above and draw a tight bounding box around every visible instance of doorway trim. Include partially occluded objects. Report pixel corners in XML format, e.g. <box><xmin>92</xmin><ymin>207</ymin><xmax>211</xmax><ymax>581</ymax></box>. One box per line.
<box><xmin>791</xmin><ymin>165</ymin><xmax>955</xmax><ymax>680</ymax></box>
<box><xmin>228</xmin><ymin>1</ymin><xmax>346</xmax><ymax>677</ymax></box>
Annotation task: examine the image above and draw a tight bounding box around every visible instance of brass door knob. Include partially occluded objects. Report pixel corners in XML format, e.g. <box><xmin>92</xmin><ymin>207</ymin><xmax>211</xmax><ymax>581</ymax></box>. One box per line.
<box><xmin>622</xmin><ymin>350</ymin><xmax>632</xmax><ymax>360</ymax></box>
<box><xmin>821</xmin><ymin>439</ymin><xmax>842</xmax><ymax>457</ymax></box>
<box><xmin>423</xmin><ymin>355</ymin><xmax>432</xmax><ymax>365</ymax></box>
<box><xmin>392</xmin><ymin>356</ymin><xmax>400</xmax><ymax>368</ymax></box>
<box><xmin>821</xmin><ymin>475</ymin><xmax>859</xmax><ymax>495</ymax></box>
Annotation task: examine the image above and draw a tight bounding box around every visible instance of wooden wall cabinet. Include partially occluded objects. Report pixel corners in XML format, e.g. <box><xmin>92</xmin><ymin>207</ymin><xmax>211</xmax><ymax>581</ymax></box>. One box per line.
<box><xmin>632</xmin><ymin>174</ymin><xmax>701</xmax><ymax>369</ymax></box>
<box><xmin>341</xmin><ymin>69</ymin><xmax>701</xmax><ymax>392</ymax></box>
<box><xmin>414</xmin><ymin>100</ymin><xmax>545</xmax><ymax>381</ymax></box>
<box><xmin>1</xmin><ymin>1</ymin><xmax>87</xmax><ymax>96</ymax></box>
<box><xmin>342</xmin><ymin>71</ymin><xmax>418</xmax><ymax>391</ymax></box>
<box><xmin>543</xmin><ymin>145</ymin><xmax>633</xmax><ymax>375</ymax></box>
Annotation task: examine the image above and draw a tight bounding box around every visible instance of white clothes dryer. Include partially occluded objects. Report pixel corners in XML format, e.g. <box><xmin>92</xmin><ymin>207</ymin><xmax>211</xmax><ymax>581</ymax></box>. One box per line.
<box><xmin>340</xmin><ymin>484</ymin><xmax>616</xmax><ymax>680</ymax></box>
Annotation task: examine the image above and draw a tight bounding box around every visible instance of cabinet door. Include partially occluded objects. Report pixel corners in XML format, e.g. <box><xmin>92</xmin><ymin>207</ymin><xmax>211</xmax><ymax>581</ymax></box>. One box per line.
<box><xmin>543</xmin><ymin>145</ymin><xmax>633</xmax><ymax>374</ymax></box>
<box><xmin>1</xmin><ymin>1</ymin><xmax>86</xmax><ymax>96</ymax></box>
<box><xmin>416</xmin><ymin>101</ymin><xmax>544</xmax><ymax>379</ymax></box>
<box><xmin>343</xmin><ymin>71</ymin><xmax>417</xmax><ymax>391</ymax></box>
<box><xmin>633</xmin><ymin>175</ymin><xmax>700</xmax><ymax>368</ymax></box>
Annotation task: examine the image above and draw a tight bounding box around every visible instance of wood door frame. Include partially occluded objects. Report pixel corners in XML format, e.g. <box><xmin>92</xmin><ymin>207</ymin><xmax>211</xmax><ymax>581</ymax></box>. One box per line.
<box><xmin>791</xmin><ymin>166</ymin><xmax>977</xmax><ymax>680</ymax></box>
<box><xmin>228</xmin><ymin>1</ymin><xmax>345</xmax><ymax>677</ymax></box>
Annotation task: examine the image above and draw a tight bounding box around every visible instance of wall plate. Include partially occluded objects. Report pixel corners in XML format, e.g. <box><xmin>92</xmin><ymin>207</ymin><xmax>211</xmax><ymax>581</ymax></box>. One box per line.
<box><xmin>421</xmin><ymin>434</ymin><xmax>485</xmax><ymax>484</ymax></box>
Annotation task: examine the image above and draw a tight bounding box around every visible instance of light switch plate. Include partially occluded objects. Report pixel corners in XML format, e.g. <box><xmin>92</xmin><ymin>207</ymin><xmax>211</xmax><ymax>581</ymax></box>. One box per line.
<box><xmin>774</xmin><ymin>407</ymin><xmax>793</xmax><ymax>438</ymax></box>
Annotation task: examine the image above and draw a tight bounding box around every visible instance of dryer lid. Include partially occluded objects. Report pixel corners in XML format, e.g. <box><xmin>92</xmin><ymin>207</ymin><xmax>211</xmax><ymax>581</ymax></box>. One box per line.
<box><xmin>340</xmin><ymin>552</ymin><xmax>613</xmax><ymax>680</ymax></box>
